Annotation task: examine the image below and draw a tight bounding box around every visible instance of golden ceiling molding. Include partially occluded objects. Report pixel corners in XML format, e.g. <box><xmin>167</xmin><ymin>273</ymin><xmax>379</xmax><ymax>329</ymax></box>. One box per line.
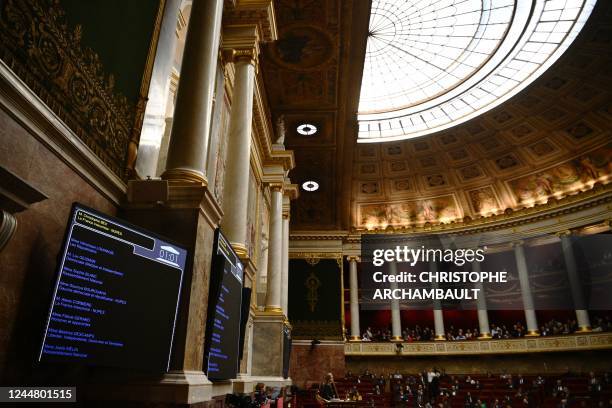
<box><xmin>290</xmin><ymin>232</ymin><xmax>350</xmax><ymax>241</ymax></box>
<box><xmin>284</xmin><ymin>183</ymin><xmax>299</xmax><ymax>200</ymax></box>
<box><xmin>288</xmin><ymin>188</ymin><xmax>611</xmax><ymax>243</ymax></box>
<box><xmin>223</xmin><ymin>0</ymin><xmax>278</xmax><ymax>42</ymax></box>
<box><xmin>353</xmin><ymin>183</ymin><xmax>611</xmax><ymax>236</ymax></box>
<box><xmin>290</xmin><ymin>252</ymin><xmax>343</xmax><ymax>267</ymax></box>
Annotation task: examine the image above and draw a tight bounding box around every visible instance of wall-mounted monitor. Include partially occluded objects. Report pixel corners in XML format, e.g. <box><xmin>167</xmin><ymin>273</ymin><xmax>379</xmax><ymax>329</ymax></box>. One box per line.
<box><xmin>204</xmin><ymin>229</ymin><xmax>244</xmax><ymax>381</ymax></box>
<box><xmin>39</xmin><ymin>204</ymin><xmax>186</xmax><ymax>372</ymax></box>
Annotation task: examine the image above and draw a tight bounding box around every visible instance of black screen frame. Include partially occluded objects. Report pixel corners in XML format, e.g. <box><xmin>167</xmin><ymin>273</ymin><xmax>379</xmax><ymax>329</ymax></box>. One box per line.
<box><xmin>203</xmin><ymin>228</ymin><xmax>244</xmax><ymax>381</ymax></box>
<box><xmin>38</xmin><ymin>202</ymin><xmax>187</xmax><ymax>372</ymax></box>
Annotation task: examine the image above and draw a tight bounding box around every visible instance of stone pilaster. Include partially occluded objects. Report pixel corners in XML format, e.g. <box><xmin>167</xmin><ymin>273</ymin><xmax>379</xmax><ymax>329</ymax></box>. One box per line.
<box><xmin>135</xmin><ymin>0</ymin><xmax>181</xmax><ymax>178</ymax></box>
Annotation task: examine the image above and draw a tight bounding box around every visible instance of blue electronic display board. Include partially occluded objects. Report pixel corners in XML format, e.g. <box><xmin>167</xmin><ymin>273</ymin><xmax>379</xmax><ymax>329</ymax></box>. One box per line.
<box><xmin>204</xmin><ymin>229</ymin><xmax>244</xmax><ymax>380</ymax></box>
<box><xmin>39</xmin><ymin>204</ymin><xmax>186</xmax><ymax>372</ymax></box>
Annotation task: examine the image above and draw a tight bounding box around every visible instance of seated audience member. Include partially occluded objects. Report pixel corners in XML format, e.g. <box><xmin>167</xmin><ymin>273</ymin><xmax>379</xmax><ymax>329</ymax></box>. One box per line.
<box><xmin>382</xmin><ymin>328</ymin><xmax>391</xmax><ymax>341</ymax></box>
<box><xmin>253</xmin><ymin>383</ymin><xmax>268</xmax><ymax>406</ymax></box>
<box><xmin>455</xmin><ymin>329</ymin><xmax>466</xmax><ymax>340</ymax></box>
<box><xmin>376</xmin><ymin>374</ymin><xmax>386</xmax><ymax>388</ymax></box>
<box><xmin>552</xmin><ymin>379</ymin><xmax>564</xmax><ymax>398</ymax></box>
<box><xmin>589</xmin><ymin>371</ymin><xmax>602</xmax><ymax>395</ymax></box>
<box><xmin>346</xmin><ymin>385</ymin><xmax>362</xmax><ymax>401</ymax></box>
<box><xmin>414</xmin><ymin>386</ymin><xmax>425</xmax><ymax>407</ymax></box>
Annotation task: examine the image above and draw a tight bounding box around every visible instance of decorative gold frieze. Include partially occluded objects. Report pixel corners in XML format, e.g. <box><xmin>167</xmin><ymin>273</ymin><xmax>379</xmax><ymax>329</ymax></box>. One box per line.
<box><xmin>0</xmin><ymin>0</ymin><xmax>159</xmax><ymax>179</ymax></box>
<box><xmin>345</xmin><ymin>333</ymin><xmax>612</xmax><ymax>356</ymax></box>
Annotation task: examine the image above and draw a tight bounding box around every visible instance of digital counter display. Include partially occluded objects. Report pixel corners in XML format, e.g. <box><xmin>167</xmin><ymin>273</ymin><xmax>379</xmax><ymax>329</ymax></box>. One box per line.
<box><xmin>204</xmin><ymin>229</ymin><xmax>244</xmax><ymax>381</ymax></box>
<box><xmin>39</xmin><ymin>204</ymin><xmax>186</xmax><ymax>372</ymax></box>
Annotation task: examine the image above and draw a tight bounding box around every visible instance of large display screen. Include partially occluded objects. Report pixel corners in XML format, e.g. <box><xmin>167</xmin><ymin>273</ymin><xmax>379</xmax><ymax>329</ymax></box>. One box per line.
<box><xmin>204</xmin><ymin>229</ymin><xmax>244</xmax><ymax>380</ymax></box>
<box><xmin>39</xmin><ymin>204</ymin><xmax>186</xmax><ymax>372</ymax></box>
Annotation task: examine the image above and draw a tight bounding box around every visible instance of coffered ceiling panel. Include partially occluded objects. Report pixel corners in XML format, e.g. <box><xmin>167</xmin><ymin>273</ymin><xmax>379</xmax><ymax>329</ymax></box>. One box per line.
<box><xmin>261</xmin><ymin>0</ymin><xmax>611</xmax><ymax>233</ymax></box>
<box><xmin>350</xmin><ymin>0</ymin><xmax>612</xmax><ymax>231</ymax></box>
<box><xmin>261</xmin><ymin>0</ymin><xmax>371</xmax><ymax>230</ymax></box>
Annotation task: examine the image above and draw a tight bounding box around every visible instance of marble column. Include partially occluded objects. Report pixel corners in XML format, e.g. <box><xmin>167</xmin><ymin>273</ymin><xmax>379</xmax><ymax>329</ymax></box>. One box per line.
<box><xmin>559</xmin><ymin>231</ymin><xmax>591</xmax><ymax>331</ymax></box>
<box><xmin>430</xmin><ymin>261</ymin><xmax>446</xmax><ymax>340</ymax></box>
<box><xmin>265</xmin><ymin>185</ymin><xmax>284</xmax><ymax>312</ymax></box>
<box><xmin>513</xmin><ymin>242</ymin><xmax>539</xmax><ymax>336</ymax></box>
<box><xmin>135</xmin><ymin>0</ymin><xmax>181</xmax><ymax>178</ymax></box>
<box><xmin>280</xmin><ymin>211</ymin><xmax>290</xmax><ymax>315</ymax></box>
<box><xmin>433</xmin><ymin>311</ymin><xmax>445</xmax><ymax>340</ymax></box>
<box><xmin>221</xmin><ymin>52</ymin><xmax>257</xmax><ymax>255</ymax></box>
<box><xmin>388</xmin><ymin>262</ymin><xmax>402</xmax><ymax>341</ymax></box>
<box><xmin>472</xmin><ymin>260</ymin><xmax>491</xmax><ymax>338</ymax></box>
<box><xmin>161</xmin><ymin>0</ymin><xmax>224</xmax><ymax>183</ymax></box>
<box><xmin>348</xmin><ymin>256</ymin><xmax>361</xmax><ymax>341</ymax></box>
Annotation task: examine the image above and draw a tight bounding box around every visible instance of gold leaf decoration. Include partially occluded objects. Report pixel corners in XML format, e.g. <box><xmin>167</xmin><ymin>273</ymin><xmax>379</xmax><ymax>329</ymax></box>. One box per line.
<box><xmin>0</xmin><ymin>0</ymin><xmax>135</xmax><ymax>178</ymax></box>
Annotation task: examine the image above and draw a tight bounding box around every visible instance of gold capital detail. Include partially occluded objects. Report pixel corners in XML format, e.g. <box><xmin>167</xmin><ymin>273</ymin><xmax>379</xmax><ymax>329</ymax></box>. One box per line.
<box><xmin>556</xmin><ymin>229</ymin><xmax>573</xmax><ymax>237</ymax></box>
<box><xmin>269</xmin><ymin>182</ymin><xmax>284</xmax><ymax>192</ymax></box>
<box><xmin>223</xmin><ymin>47</ymin><xmax>258</xmax><ymax>67</ymax></box>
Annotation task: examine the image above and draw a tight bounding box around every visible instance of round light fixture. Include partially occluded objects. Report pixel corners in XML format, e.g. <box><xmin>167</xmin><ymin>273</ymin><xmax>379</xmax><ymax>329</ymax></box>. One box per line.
<box><xmin>302</xmin><ymin>180</ymin><xmax>319</xmax><ymax>192</ymax></box>
<box><xmin>297</xmin><ymin>123</ymin><xmax>317</xmax><ymax>136</ymax></box>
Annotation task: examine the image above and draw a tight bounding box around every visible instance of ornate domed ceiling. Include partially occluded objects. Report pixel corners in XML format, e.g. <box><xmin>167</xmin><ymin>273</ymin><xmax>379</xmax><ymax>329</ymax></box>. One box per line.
<box><xmin>358</xmin><ymin>0</ymin><xmax>598</xmax><ymax>142</ymax></box>
<box><xmin>352</xmin><ymin>0</ymin><xmax>612</xmax><ymax>230</ymax></box>
<box><xmin>261</xmin><ymin>0</ymin><xmax>611</xmax><ymax>232</ymax></box>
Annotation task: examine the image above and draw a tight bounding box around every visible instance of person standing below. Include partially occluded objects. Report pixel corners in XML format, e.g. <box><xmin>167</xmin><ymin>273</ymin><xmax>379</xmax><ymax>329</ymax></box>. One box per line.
<box><xmin>320</xmin><ymin>373</ymin><xmax>338</xmax><ymax>401</ymax></box>
<box><xmin>427</xmin><ymin>367</ymin><xmax>441</xmax><ymax>400</ymax></box>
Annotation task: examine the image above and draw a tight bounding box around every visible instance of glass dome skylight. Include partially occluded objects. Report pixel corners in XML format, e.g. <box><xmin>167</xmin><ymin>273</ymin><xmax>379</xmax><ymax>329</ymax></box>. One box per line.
<box><xmin>357</xmin><ymin>0</ymin><xmax>597</xmax><ymax>142</ymax></box>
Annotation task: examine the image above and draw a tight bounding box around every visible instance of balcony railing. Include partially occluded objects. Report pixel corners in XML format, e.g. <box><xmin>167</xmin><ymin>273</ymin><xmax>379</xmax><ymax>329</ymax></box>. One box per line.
<box><xmin>344</xmin><ymin>332</ymin><xmax>612</xmax><ymax>356</ymax></box>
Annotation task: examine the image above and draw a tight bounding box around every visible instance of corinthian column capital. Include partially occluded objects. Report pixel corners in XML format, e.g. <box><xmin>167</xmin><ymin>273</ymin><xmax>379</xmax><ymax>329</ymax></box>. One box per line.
<box><xmin>222</xmin><ymin>25</ymin><xmax>261</xmax><ymax>69</ymax></box>
<box><xmin>555</xmin><ymin>229</ymin><xmax>574</xmax><ymax>238</ymax></box>
<box><xmin>268</xmin><ymin>182</ymin><xmax>284</xmax><ymax>193</ymax></box>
